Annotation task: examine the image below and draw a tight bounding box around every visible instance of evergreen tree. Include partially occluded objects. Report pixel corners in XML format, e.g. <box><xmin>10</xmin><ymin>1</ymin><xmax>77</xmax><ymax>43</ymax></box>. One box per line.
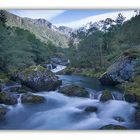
<box><xmin>0</xmin><ymin>10</ymin><xmax>7</xmax><ymax>25</ymax></box>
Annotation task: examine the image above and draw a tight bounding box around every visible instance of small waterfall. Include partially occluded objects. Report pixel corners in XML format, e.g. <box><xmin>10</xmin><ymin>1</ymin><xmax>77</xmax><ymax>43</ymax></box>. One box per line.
<box><xmin>51</xmin><ymin>65</ymin><xmax>66</xmax><ymax>73</ymax></box>
<box><xmin>46</xmin><ymin>64</ymin><xmax>53</xmax><ymax>70</ymax></box>
<box><xmin>2</xmin><ymin>84</ymin><xmax>22</xmax><ymax>92</ymax></box>
<box><xmin>17</xmin><ymin>94</ymin><xmax>23</xmax><ymax>108</ymax></box>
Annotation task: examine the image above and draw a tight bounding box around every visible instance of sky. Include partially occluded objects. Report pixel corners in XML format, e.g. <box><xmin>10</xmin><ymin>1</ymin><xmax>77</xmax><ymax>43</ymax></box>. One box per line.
<box><xmin>9</xmin><ymin>10</ymin><xmax>135</xmax><ymax>28</ymax></box>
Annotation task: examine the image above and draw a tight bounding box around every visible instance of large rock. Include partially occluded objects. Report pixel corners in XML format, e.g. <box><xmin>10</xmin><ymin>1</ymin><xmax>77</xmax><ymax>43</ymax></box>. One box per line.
<box><xmin>21</xmin><ymin>93</ymin><xmax>45</xmax><ymax>104</ymax></box>
<box><xmin>99</xmin><ymin>124</ymin><xmax>128</xmax><ymax>130</ymax></box>
<box><xmin>11</xmin><ymin>65</ymin><xmax>62</xmax><ymax>92</ymax></box>
<box><xmin>99</xmin><ymin>49</ymin><xmax>139</xmax><ymax>86</ymax></box>
<box><xmin>100</xmin><ymin>90</ymin><xmax>113</xmax><ymax>102</ymax></box>
<box><xmin>58</xmin><ymin>85</ymin><xmax>89</xmax><ymax>97</ymax></box>
<box><xmin>0</xmin><ymin>92</ymin><xmax>18</xmax><ymax>105</ymax></box>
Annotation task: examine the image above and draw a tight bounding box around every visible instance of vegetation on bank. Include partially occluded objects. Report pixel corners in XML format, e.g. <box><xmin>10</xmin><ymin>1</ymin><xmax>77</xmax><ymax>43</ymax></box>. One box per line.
<box><xmin>0</xmin><ymin>10</ymin><xmax>65</xmax><ymax>73</ymax></box>
<box><xmin>65</xmin><ymin>13</ymin><xmax>140</xmax><ymax>76</ymax></box>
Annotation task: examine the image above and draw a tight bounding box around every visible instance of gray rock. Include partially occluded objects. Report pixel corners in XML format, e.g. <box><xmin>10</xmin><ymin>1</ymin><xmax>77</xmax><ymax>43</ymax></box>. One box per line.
<box><xmin>12</xmin><ymin>65</ymin><xmax>62</xmax><ymax>92</ymax></box>
<box><xmin>59</xmin><ymin>85</ymin><xmax>89</xmax><ymax>97</ymax></box>
<box><xmin>21</xmin><ymin>93</ymin><xmax>45</xmax><ymax>104</ymax></box>
<box><xmin>100</xmin><ymin>90</ymin><xmax>113</xmax><ymax>102</ymax></box>
<box><xmin>99</xmin><ymin>54</ymin><xmax>137</xmax><ymax>85</ymax></box>
<box><xmin>0</xmin><ymin>92</ymin><xmax>18</xmax><ymax>105</ymax></box>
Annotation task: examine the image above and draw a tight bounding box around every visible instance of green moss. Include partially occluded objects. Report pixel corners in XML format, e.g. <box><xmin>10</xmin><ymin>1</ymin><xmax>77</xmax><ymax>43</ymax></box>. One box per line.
<box><xmin>59</xmin><ymin>67</ymin><xmax>105</xmax><ymax>78</ymax></box>
<box><xmin>0</xmin><ymin>72</ymin><xmax>12</xmax><ymax>84</ymax></box>
<box><xmin>118</xmin><ymin>75</ymin><xmax>140</xmax><ymax>103</ymax></box>
<box><xmin>59</xmin><ymin>85</ymin><xmax>89</xmax><ymax>97</ymax></box>
<box><xmin>21</xmin><ymin>93</ymin><xmax>45</xmax><ymax>104</ymax></box>
<box><xmin>123</xmin><ymin>48</ymin><xmax>140</xmax><ymax>58</ymax></box>
<box><xmin>100</xmin><ymin>90</ymin><xmax>113</xmax><ymax>102</ymax></box>
<box><xmin>81</xmin><ymin>70</ymin><xmax>105</xmax><ymax>78</ymax></box>
<box><xmin>22</xmin><ymin>65</ymin><xmax>47</xmax><ymax>80</ymax></box>
<box><xmin>99</xmin><ymin>124</ymin><xmax>128</xmax><ymax>130</ymax></box>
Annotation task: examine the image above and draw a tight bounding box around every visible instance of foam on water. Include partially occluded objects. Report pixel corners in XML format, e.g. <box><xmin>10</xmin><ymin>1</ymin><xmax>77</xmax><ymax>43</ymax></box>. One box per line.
<box><xmin>0</xmin><ymin>75</ymin><xmax>137</xmax><ymax>130</ymax></box>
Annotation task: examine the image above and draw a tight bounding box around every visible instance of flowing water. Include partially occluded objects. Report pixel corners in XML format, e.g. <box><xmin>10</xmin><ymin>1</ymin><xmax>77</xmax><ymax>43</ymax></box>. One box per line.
<box><xmin>0</xmin><ymin>75</ymin><xmax>137</xmax><ymax>130</ymax></box>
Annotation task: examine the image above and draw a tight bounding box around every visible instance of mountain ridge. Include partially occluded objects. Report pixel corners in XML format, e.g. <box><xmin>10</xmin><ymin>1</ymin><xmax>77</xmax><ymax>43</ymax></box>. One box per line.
<box><xmin>5</xmin><ymin>11</ymin><xmax>71</xmax><ymax>48</ymax></box>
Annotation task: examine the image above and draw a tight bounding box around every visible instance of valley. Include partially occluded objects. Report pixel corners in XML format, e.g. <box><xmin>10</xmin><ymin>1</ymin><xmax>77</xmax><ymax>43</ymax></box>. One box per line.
<box><xmin>0</xmin><ymin>10</ymin><xmax>140</xmax><ymax>130</ymax></box>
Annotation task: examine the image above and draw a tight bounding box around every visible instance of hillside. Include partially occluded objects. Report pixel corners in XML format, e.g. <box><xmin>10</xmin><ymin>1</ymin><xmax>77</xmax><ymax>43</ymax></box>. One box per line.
<box><xmin>0</xmin><ymin>18</ymin><xmax>63</xmax><ymax>72</ymax></box>
<box><xmin>5</xmin><ymin>11</ymin><xmax>69</xmax><ymax>48</ymax></box>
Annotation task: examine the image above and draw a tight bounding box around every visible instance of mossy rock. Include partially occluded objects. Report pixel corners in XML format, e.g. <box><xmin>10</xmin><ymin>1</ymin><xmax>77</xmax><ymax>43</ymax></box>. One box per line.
<box><xmin>84</xmin><ymin>106</ymin><xmax>98</xmax><ymax>112</ymax></box>
<box><xmin>21</xmin><ymin>93</ymin><xmax>45</xmax><ymax>104</ymax></box>
<box><xmin>100</xmin><ymin>90</ymin><xmax>113</xmax><ymax>102</ymax></box>
<box><xmin>10</xmin><ymin>86</ymin><xmax>29</xmax><ymax>93</ymax></box>
<box><xmin>0</xmin><ymin>92</ymin><xmax>18</xmax><ymax>105</ymax></box>
<box><xmin>59</xmin><ymin>85</ymin><xmax>89</xmax><ymax>97</ymax></box>
<box><xmin>99</xmin><ymin>124</ymin><xmax>128</xmax><ymax>130</ymax></box>
<box><xmin>0</xmin><ymin>106</ymin><xmax>7</xmax><ymax>120</ymax></box>
<box><xmin>135</xmin><ymin>109</ymin><xmax>140</xmax><ymax>123</ymax></box>
<box><xmin>11</xmin><ymin>65</ymin><xmax>62</xmax><ymax>92</ymax></box>
<box><xmin>0</xmin><ymin>72</ymin><xmax>12</xmax><ymax>84</ymax></box>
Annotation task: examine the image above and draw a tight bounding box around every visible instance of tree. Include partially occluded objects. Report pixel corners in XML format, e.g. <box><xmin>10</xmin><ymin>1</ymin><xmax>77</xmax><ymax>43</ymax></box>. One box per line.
<box><xmin>100</xmin><ymin>18</ymin><xmax>114</xmax><ymax>33</ymax></box>
<box><xmin>115</xmin><ymin>13</ymin><xmax>126</xmax><ymax>25</ymax></box>
<box><xmin>0</xmin><ymin>10</ymin><xmax>7</xmax><ymax>25</ymax></box>
<box><xmin>134</xmin><ymin>10</ymin><xmax>140</xmax><ymax>16</ymax></box>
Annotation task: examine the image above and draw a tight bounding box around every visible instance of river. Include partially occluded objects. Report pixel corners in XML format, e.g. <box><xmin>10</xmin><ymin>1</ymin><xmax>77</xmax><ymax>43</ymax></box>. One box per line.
<box><xmin>0</xmin><ymin>75</ymin><xmax>137</xmax><ymax>130</ymax></box>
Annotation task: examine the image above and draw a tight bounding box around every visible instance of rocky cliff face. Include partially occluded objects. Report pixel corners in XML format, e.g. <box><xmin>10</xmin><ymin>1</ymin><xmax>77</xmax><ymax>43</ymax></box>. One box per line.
<box><xmin>99</xmin><ymin>48</ymin><xmax>140</xmax><ymax>85</ymax></box>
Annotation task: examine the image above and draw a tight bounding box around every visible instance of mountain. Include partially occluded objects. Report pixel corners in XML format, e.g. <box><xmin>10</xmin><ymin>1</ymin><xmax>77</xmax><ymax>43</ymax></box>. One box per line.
<box><xmin>59</xmin><ymin>10</ymin><xmax>136</xmax><ymax>29</ymax></box>
<box><xmin>5</xmin><ymin>11</ymin><xmax>70</xmax><ymax>48</ymax></box>
<box><xmin>57</xmin><ymin>26</ymin><xmax>73</xmax><ymax>36</ymax></box>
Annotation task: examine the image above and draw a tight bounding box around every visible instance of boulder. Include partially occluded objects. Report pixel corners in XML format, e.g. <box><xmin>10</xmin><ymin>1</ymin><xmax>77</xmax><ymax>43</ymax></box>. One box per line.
<box><xmin>58</xmin><ymin>85</ymin><xmax>89</xmax><ymax>97</ymax></box>
<box><xmin>21</xmin><ymin>93</ymin><xmax>45</xmax><ymax>104</ymax></box>
<box><xmin>99</xmin><ymin>124</ymin><xmax>128</xmax><ymax>130</ymax></box>
<box><xmin>99</xmin><ymin>49</ymin><xmax>139</xmax><ymax>86</ymax></box>
<box><xmin>100</xmin><ymin>90</ymin><xmax>113</xmax><ymax>102</ymax></box>
<box><xmin>0</xmin><ymin>92</ymin><xmax>18</xmax><ymax>105</ymax></box>
<box><xmin>84</xmin><ymin>106</ymin><xmax>98</xmax><ymax>112</ymax></box>
<box><xmin>11</xmin><ymin>65</ymin><xmax>62</xmax><ymax>92</ymax></box>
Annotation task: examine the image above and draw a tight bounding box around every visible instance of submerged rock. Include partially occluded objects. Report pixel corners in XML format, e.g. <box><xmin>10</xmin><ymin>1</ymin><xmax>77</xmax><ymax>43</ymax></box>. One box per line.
<box><xmin>11</xmin><ymin>65</ymin><xmax>62</xmax><ymax>92</ymax></box>
<box><xmin>84</xmin><ymin>106</ymin><xmax>98</xmax><ymax>112</ymax></box>
<box><xmin>100</xmin><ymin>90</ymin><xmax>113</xmax><ymax>102</ymax></box>
<box><xmin>21</xmin><ymin>93</ymin><xmax>45</xmax><ymax>104</ymax></box>
<box><xmin>58</xmin><ymin>85</ymin><xmax>89</xmax><ymax>97</ymax></box>
<box><xmin>99</xmin><ymin>124</ymin><xmax>128</xmax><ymax>130</ymax></box>
<box><xmin>99</xmin><ymin>49</ymin><xmax>139</xmax><ymax>86</ymax></box>
<box><xmin>113</xmin><ymin>116</ymin><xmax>125</xmax><ymax>122</ymax></box>
<box><xmin>0</xmin><ymin>92</ymin><xmax>18</xmax><ymax>105</ymax></box>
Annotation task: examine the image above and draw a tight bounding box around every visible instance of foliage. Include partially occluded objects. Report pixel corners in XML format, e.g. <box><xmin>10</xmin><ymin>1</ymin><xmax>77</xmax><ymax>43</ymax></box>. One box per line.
<box><xmin>0</xmin><ymin>24</ymin><xmax>62</xmax><ymax>72</ymax></box>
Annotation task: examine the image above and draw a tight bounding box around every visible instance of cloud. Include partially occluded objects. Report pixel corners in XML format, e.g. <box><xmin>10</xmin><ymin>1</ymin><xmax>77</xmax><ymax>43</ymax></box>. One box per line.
<box><xmin>8</xmin><ymin>10</ymin><xmax>65</xmax><ymax>20</ymax></box>
<box><xmin>55</xmin><ymin>10</ymin><xmax>136</xmax><ymax>28</ymax></box>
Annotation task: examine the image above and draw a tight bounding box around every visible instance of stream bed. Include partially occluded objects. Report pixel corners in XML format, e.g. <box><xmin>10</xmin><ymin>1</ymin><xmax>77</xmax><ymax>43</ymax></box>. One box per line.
<box><xmin>0</xmin><ymin>75</ymin><xmax>137</xmax><ymax>130</ymax></box>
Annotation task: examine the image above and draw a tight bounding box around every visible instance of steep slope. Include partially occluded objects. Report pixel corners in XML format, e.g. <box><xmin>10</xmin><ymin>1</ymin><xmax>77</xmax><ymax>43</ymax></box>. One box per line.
<box><xmin>5</xmin><ymin>11</ymin><xmax>69</xmax><ymax>48</ymax></box>
<box><xmin>0</xmin><ymin>23</ymin><xmax>60</xmax><ymax>71</ymax></box>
